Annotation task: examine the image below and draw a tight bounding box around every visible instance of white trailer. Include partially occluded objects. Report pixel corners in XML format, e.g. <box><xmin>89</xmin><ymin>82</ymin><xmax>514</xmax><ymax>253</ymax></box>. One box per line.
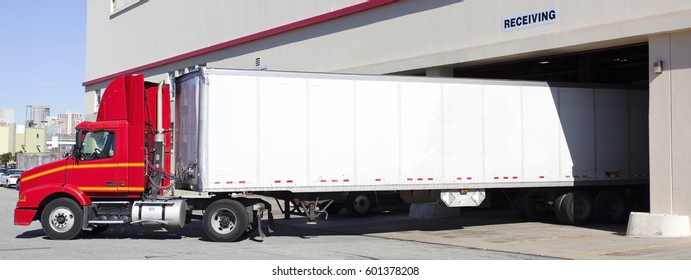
<box><xmin>173</xmin><ymin>68</ymin><xmax>648</xmax><ymax>230</ymax></box>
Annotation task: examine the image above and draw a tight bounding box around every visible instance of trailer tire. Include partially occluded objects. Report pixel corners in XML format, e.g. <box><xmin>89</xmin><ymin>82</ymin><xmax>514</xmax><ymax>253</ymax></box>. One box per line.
<box><xmin>41</xmin><ymin>197</ymin><xmax>84</xmax><ymax>240</ymax></box>
<box><xmin>203</xmin><ymin>199</ymin><xmax>249</xmax><ymax>242</ymax></box>
<box><xmin>554</xmin><ymin>191</ymin><xmax>593</xmax><ymax>225</ymax></box>
<box><xmin>594</xmin><ymin>190</ymin><xmax>630</xmax><ymax>224</ymax></box>
<box><xmin>347</xmin><ymin>192</ymin><xmax>373</xmax><ymax>217</ymax></box>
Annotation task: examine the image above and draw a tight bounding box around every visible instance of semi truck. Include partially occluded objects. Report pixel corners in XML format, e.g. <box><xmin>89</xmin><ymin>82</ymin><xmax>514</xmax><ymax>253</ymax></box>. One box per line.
<box><xmin>14</xmin><ymin>68</ymin><xmax>648</xmax><ymax>242</ymax></box>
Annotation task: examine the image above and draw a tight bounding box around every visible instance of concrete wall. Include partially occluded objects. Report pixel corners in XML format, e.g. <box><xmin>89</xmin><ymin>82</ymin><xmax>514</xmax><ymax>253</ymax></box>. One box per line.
<box><xmin>16</xmin><ymin>152</ymin><xmax>62</xmax><ymax>170</ymax></box>
<box><xmin>85</xmin><ymin>0</ymin><xmax>364</xmax><ymax>82</ymax></box>
<box><xmin>649</xmin><ymin>31</ymin><xmax>691</xmax><ymax>218</ymax></box>
<box><xmin>86</xmin><ymin>0</ymin><xmax>691</xmax><ymax>87</ymax></box>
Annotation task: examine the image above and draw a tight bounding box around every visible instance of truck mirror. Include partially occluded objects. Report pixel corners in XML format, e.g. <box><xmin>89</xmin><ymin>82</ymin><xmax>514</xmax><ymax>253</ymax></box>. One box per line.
<box><xmin>73</xmin><ymin>130</ymin><xmax>83</xmax><ymax>160</ymax></box>
<box><xmin>71</xmin><ymin>145</ymin><xmax>80</xmax><ymax>160</ymax></box>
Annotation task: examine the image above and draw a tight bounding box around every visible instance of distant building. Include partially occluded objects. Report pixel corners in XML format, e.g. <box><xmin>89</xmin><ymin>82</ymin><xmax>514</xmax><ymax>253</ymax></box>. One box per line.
<box><xmin>0</xmin><ymin>123</ymin><xmax>17</xmax><ymax>154</ymax></box>
<box><xmin>0</xmin><ymin>108</ymin><xmax>14</xmax><ymax>125</ymax></box>
<box><xmin>26</xmin><ymin>105</ymin><xmax>50</xmax><ymax>128</ymax></box>
<box><xmin>57</xmin><ymin>111</ymin><xmax>83</xmax><ymax>135</ymax></box>
<box><xmin>15</xmin><ymin>125</ymin><xmax>46</xmax><ymax>153</ymax></box>
<box><xmin>44</xmin><ymin>116</ymin><xmax>59</xmax><ymax>136</ymax></box>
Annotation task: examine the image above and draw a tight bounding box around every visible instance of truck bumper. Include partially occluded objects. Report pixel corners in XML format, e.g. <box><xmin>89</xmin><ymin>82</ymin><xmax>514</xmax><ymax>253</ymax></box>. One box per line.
<box><xmin>14</xmin><ymin>208</ymin><xmax>37</xmax><ymax>226</ymax></box>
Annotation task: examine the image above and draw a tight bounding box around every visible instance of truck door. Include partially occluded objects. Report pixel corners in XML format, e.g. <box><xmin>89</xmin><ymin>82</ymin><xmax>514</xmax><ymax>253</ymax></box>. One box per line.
<box><xmin>70</xmin><ymin>130</ymin><xmax>122</xmax><ymax>196</ymax></box>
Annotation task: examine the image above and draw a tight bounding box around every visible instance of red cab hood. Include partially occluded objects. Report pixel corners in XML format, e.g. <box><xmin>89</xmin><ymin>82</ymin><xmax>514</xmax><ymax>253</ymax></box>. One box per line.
<box><xmin>19</xmin><ymin>158</ymin><xmax>69</xmax><ymax>193</ymax></box>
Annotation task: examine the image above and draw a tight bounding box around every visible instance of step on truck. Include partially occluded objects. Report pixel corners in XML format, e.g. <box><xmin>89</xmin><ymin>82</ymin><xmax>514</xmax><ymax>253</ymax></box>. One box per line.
<box><xmin>14</xmin><ymin>68</ymin><xmax>648</xmax><ymax>242</ymax></box>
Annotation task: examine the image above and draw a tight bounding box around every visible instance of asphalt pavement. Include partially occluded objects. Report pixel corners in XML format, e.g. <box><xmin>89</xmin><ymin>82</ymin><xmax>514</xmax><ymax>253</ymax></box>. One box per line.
<box><xmin>2</xmin><ymin>186</ymin><xmax>691</xmax><ymax>261</ymax></box>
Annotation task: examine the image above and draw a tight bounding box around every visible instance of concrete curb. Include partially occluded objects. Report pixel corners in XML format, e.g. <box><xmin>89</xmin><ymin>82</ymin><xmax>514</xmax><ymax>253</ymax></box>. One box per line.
<box><xmin>626</xmin><ymin>212</ymin><xmax>691</xmax><ymax>237</ymax></box>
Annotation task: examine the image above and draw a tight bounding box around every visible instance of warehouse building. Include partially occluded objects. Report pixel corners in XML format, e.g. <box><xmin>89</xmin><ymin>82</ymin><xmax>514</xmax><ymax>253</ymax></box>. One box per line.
<box><xmin>84</xmin><ymin>0</ymin><xmax>691</xmax><ymax>236</ymax></box>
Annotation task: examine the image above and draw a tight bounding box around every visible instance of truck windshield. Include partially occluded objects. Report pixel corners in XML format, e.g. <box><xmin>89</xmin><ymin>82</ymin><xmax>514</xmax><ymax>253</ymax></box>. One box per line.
<box><xmin>80</xmin><ymin>131</ymin><xmax>115</xmax><ymax>161</ymax></box>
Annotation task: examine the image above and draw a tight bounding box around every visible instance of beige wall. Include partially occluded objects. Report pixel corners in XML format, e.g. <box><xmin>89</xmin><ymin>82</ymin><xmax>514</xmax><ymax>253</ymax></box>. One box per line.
<box><xmin>16</xmin><ymin>127</ymin><xmax>46</xmax><ymax>154</ymax></box>
<box><xmin>86</xmin><ymin>0</ymin><xmax>364</xmax><ymax>81</ymax></box>
<box><xmin>86</xmin><ymin>0</ymin><xmax>691</xmax><ymax>85</ymax></box>
<box><xmin>650</xmin><ymin>31</ymin><xmax>691</xmax><ymax>218</ymax></box>
<box><xmin>0</xmin><ymin>124</ymin><xmax>16</xmax><ymax>154</ymax></box>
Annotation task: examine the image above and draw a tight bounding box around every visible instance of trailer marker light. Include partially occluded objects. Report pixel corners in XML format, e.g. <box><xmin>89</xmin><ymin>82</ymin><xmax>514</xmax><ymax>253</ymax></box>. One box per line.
<box><xmin>214</xmin><ymin>182</ymin><xmax>220</xmax><ymax>184</ymax></box>
<box><xmin>417</xmin><ymin>178</ymin><xmax>423</xmax><ymax>181</ymax></box>
<box><xmin>512</xmin><ymin>176</ymin><xmax>518</xmax><ymax>179</ymax></box>
<box><xmin>274</xmin><ymin>180</ymin><xmax>281</xmax><ymax>183</ymax></box>
<box><xmin>320</xmin><ymin>179</ymin><xmax>327</xmax><ymax>183</ymax></box>
<box><xmin>539</xmin><ymin>176</ymin><xmax>545</xmax><ymax>179</ymax></box>
<box><xmin>287</xmin><ymin>180</ymin><xmax>293</xmax><ymax>183</ymax></box>
<box><xmin>375</xmin><ymin>178</ymin><xmax>381</xmax><ymax>182</ymax></box>
<box><xmin>503</xmin><ymin>177</ymin><xmax>509</xmax><ymax>180</ymax></box>
<box><xmin>467</xmin><ymin>177</ymin><xmax>472</xmax><ymax>180</ymax></box>
<box><xmin>456</xmin><ymin>177</ymin><xmax>462</xmax><ymax>181</ymax></box>
<box><xmin>343</xmin><ymin>179</ymin><xmax>350</xmax><ymax>182</ymax></box>
<box><xmin>428</xmin><ymin>178</ymin><xmax>433</xmax><ymax>181</ymax></box>
<box><xmin>239</xmin><ymin>181</ymin><xmax>246</xmax><ymax>184</ymax></box>
<box><xmin>494</xmin><ymin>177</ymin><xmax>499</xmax><ymax>180</ymax></box>
<box><xmin>226</xmin><ymin>181</ymin><xmax>233</xmax><ymax>184</ymax></box>
<box><xmin>332</xmin><ymin>179</ymin><xmax>338</xmax><ymax>182</ymax></box>
<box><xmin>407</xmin><ymin>178</ymin><xmax>413</xmax><ymax>181</ymax></box>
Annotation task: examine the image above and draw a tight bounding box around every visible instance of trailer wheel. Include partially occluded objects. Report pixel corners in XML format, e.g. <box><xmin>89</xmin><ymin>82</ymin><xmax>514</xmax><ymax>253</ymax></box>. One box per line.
<box><xmin>40</xmin><ymin>198</ymin><xmax>84</xmax><ymax>240</ymax></box>
<box><xmin>203</xmin><ymin>199</ymin><xmax>249</xmax><ymax>242</ymax></box>
<box><xmin>554</xmin><ymin>191</ymin><xmax>593</xmax><ymax>225</ymax></box>
<box><xmin>594</xmin><ymin>191</ymin><xmax>630</xmax><ymax>224</ymax></box>
<box><xmin>347</xmin><ymin>192</ymin><xmax>373</xmax><ymax>217</ymax></box>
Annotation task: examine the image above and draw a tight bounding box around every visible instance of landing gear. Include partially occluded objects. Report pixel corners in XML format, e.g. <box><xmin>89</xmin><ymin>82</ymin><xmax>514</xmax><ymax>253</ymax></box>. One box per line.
<box><xmin>41</xmin><ymin>198</ymin><xmax>84</xmax><ymax>240</ymax></box>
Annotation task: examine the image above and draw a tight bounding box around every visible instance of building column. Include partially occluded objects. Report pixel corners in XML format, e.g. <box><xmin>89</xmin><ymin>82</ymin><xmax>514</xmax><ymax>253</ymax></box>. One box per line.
<box><xmin>627</xmin><ymin>32</ymin><xmax>691</xmax><ymax>237</ymax></box>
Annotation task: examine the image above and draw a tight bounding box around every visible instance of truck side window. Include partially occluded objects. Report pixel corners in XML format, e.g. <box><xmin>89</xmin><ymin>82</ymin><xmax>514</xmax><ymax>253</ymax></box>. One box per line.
<box><xmin>80</xmin><ymin>131</ymin><xmax>115</xmax><ymax>161</ymax></box>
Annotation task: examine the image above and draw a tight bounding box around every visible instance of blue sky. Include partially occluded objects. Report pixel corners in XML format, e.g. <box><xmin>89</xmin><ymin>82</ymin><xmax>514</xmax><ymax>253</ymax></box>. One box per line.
<box><xmin>0</xmin><ymin>1</ymin><xmax>86</xmax><ymax>124</ymax></box>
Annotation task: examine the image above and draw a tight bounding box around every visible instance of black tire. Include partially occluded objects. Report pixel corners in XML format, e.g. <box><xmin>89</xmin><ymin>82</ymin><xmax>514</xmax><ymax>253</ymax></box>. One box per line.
<box><xmin>514</xmin><ymin>189</ymin><xmax>549</xmax><ymax>221</ymax></box>
<box><xmin>554</xmin><ymin>191</ymin><xmax>593</xmax><ymax>225</ymax></box>
<box><xmin>346</xmin><ymin>192</ymin><xmax>373</xmax><ymax>218</ymax></box>
<box><xmin>40</xmin><ymin>197</ymin><xmax>84</xmax><ymax>240</ymax></box>
<box><xmin>594</xmin><ymin>190</ymin><xmax>630</xmax><ymax>224</ymax></box>
<box><xmin>553</xmin><ymin>192</ymin><xmax>572</xmax><ymax>224</ymax></box>
<box><xmin>203</xmin><ymin>199</ymin><xmax>249</xmax><ymax>242</ymax></box>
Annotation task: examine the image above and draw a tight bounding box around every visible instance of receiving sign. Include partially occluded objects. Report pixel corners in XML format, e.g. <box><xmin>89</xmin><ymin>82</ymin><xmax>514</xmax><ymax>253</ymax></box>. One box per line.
<box><xmin>503</xmin><ymin>8</ymin><xmax>558</xmax><ymax>32</ymax></box>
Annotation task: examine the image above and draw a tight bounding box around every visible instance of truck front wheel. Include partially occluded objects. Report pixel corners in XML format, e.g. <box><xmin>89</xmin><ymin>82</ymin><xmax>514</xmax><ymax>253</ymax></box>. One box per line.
<box><xmin>203</xmin><ymin>199</ymin><xmax>249</xmax><ymax>242</ymax></box>
<box><xmin>41</xmin><ymin>198</ymin><xmax>84</xmax><ymax>240</ymax></box>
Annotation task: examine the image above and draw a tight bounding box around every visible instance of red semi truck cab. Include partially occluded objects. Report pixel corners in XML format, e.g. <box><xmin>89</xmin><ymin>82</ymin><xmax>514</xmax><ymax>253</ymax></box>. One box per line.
<box><xmin>15</xmin><ymin>74</ymin><xmax>172</xmax><ymax>239</ymax></box>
